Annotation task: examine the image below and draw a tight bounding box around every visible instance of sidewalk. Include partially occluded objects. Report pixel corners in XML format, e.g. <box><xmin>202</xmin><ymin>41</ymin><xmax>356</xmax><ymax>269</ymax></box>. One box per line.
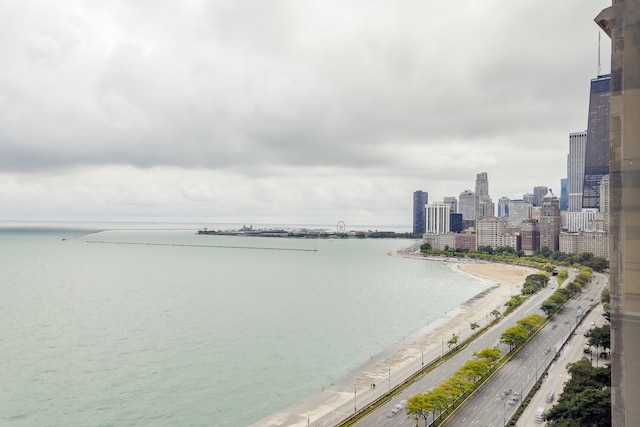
<box><xmin>517</xmin><ymin>303</ymin><xmax>606</xmax><ymax>425</ymax></box>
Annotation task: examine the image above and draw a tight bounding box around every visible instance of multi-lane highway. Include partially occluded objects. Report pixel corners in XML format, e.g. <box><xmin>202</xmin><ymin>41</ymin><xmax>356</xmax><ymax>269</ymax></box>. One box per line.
<box><xmin>351</xmin><ymin>270</ymin><xmax>606</xmax><ymax>427</ymax></box>
<box><xmin>443</xmin><ymin>272</ymin><xmax>606</xmax><ymax>426</ymax></box>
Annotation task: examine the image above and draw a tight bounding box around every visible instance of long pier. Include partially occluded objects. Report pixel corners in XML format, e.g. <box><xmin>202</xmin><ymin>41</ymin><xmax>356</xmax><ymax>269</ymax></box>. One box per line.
<box><xmin>85</xmin><ymin>240</ymin><xmax>318</xmax><ymax>252</ymax></box>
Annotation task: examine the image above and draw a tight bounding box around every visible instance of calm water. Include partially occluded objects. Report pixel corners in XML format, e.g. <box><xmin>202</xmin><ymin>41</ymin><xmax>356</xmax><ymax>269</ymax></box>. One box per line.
<box><xmin>0</xmin><ymin>226</ymin><xmax>490</xmax><ymax>426</ymax></box>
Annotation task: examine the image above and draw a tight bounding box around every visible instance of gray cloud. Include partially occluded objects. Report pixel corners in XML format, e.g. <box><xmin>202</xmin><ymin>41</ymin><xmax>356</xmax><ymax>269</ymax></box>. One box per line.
<box><xmin>0</xmin><ymin>0</ymin><xmax>612</xmax><ymax>224</ymax></box>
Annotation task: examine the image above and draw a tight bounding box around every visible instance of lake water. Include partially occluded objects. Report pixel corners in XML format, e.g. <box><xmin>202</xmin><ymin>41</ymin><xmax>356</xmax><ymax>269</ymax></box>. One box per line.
<box><xmin>0</xmin><ymin>225</ymin><xmax>491</xmax><ymax>426</ymax></box>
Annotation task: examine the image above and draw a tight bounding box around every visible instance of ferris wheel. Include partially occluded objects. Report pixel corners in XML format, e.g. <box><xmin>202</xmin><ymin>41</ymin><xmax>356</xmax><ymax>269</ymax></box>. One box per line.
<box><xmin>337</xmin><ymin>221</ymin><xmax>346</xmax><ymax>234</ymax></box>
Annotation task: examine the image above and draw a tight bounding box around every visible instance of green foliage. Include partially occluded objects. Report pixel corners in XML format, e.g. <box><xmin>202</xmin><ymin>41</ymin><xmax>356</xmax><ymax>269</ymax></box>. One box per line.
<box><xmin>521</xmin><ymin>273</ymin><xmax>549</xmax><ymax>294</ymax></box>
<box><xmin>473</xmin><ymin>347</ymin><xmax>501</xmax><ymax>364</ymax></box>
<box><xmin>587</xmin><ymin>324</ymin><xmax>611</xmax><ymax>352</ymax></box>
<box><xmin>545</xmin><ymin>359</ymin><xmax>611</xmax><ymax>426</ymax></box>
<box><xmin>447</xmin><ymin>334</ymin><xmax>459</xmax><ymax>350</ymax></box>
<box><xmin>407</xmin><ymin>347</ymin><xmax>500</xmax><ymax>422</ymax></box>
<box><xmin>500</xmin><ymin>324</ymin><xmax>529</xmax><ymax>349</ymax></box>
<box><xmin>557</xmin><ymin>268</ymin><xmax>569</xmax><ymax>283</ymax></box>
<box><xmin>516</xmin><ymin>314</ymin><xmax>545</xmax><ymax>334</ymax></box>
<box><xmin>470</xmin><ymin>322</ymin><xmax>480</xmax><ymax>332</ymax></box>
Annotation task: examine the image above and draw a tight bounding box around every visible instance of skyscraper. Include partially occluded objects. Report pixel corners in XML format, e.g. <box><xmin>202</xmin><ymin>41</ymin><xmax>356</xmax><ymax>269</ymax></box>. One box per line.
<box><xmin>560</xmin><ymin>178</ymin><xmax>568</xmax><ymax>211</ymax></box>
<box><xmin>475</xmin><ymin>172</ymin><xmax>489</xmax><ymax>198</ymax></box>
<box><xmin>533</xmin><ymin>186</ymin><xmax>548</xmax><ymax>207</ymax></box>
<box><xmin>458</xmin><ymin>190</ymin><xmax>477</xmax><ymax>224</ymax></box>
<box><xmin>568</xmin><ymin>131</ymin><xmax>588</xmax><ymax>212</ymax></box>
<box><xmin>475</xmin><ymin>172</ymin><xmax>494</xmax><ymax>218</ymax></box>
<box><xmin>540</xmin><ymin>189</ymin><xmax>560</xmax><ymax>252</ymax></box>
<box><xmin>425</xmin><ymin>202</ymin><xmax>451</xmax><ymax>235</ymax></box>
<box><xmin>497</xmin><ymin>197</ymin><xmax>510</xmax><ymax>220</ymax></box>
<box><xmin>412</xmin><ymin>191</ymin><xmax>428</xmax><ymax>234</ymax></box>
<box><xmin>443</xmin><ymin>196</ymin><xmax>457</xmax><ymax>214</ymax></box>
<box><xmin>582</xmin><ymin>74</ymin><xmax>611</xmax><ymax>210</ymax></box>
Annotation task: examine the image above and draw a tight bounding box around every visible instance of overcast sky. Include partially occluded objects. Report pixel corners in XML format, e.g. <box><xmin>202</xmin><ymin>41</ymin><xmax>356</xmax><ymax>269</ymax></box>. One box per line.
<box><xmin>0</xmin><ymin>0</ymin><xmax>612</xmax><ymax>228</ymax></box>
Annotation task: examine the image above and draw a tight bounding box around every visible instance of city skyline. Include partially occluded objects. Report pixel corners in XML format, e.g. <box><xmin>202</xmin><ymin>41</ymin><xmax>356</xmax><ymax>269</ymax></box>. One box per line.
<box><xmin>0</xmin><ymin>1</ymin><xmax>612</xmax><ymax>226</ymax></box>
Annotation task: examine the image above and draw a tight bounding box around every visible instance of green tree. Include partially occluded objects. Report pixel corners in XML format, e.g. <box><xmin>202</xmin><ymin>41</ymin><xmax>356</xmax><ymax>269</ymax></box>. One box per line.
<box><xmin>500</xmin><ymin>324</ymin><xmax>529</xmax><ymax>349</ymax></box>
<box><xmin>470</xmin><ymin>322</ymin><xmax>480</xmax><ymax>333</ymax></box>
<box><xmin>458</xmin><ymin>359</ymin><xmax>489</xmax><ymax>383</ymax></box>
<box><xmin>545</xmin><ymin>359</ymin><xmax>611</xmax><ymax>426</ymax></box>
<box><xmin>473</xmin><ymin>347</ymin><xmax>502</xmax><ymax>365</ymax></box>
<box><xmin>587</xmin><ymin>324</ymin><xmax>611</xmax><ymax>353</ymax></box>
<box><xmin>517</xmin><ymin>314</ymin><xmax>545</xmax><ymax>334</ymax></box>
<box><xmin>490</xmin><ymin>309</ymin><xmax>501</xmax><ymax>319</ymax></box>
<box><xmin>447</xmin><ymin>334</ymin><xmax>459</xmax><ymax>351</ymax></box>
<box><xmin>406</xmin><ymin>393</ymin><xmax>432</xmax><ymax>425</ymax></box>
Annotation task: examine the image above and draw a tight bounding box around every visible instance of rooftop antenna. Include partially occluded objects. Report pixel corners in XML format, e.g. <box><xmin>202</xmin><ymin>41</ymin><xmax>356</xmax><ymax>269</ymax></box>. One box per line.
<box><xmin>598</xmin><ymin>32</ymin><xmax>602</xmax><ymax>76</ymax></box>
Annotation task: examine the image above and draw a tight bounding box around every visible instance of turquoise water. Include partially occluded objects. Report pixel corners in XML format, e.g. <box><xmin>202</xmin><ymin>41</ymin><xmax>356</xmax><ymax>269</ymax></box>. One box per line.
<box><xmin>0</xmin><ymin>226</ymin><xmax>490</xmax><ymax>426</ymax></box>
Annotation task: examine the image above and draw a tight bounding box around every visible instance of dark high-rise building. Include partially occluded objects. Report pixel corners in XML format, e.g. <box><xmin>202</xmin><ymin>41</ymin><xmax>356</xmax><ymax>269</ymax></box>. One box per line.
<box><xmin>560</xmin><ymin>178</ymin><xmax>568</xmax><ymax>211</ymax></box>
<box><xmin>412</xmin><ymin>190</ymin><xmax>428</xmax><ymax>234</ymax></box>
<box><xmin>449</xmin><ymin>213</ymin><xmax>463</xmax><ymax>233</ymax></box>
<box><xmin>533</xmin><ymin>186</ymin><xmax>548</xmax><ymax>207</ymax></box>
<box><xmin>582</xmin><ymin>74</ymin><xmax>611</xmax><ymax>209</ymax></box>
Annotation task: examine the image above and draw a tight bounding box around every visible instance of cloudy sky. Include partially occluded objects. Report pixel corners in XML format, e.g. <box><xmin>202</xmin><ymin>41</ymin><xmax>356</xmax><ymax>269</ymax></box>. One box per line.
<box><xmin>0</xmin><ymin>0</ymin><xmax>611</xmax><ymax>228</ymax></box>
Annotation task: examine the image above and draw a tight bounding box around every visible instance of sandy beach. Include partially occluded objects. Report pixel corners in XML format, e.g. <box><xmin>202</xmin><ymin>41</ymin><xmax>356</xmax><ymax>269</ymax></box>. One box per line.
<box><xmin>252</xmin><ymin>253</ymin><xmax>539</xmax><ymax>427</ymax></box>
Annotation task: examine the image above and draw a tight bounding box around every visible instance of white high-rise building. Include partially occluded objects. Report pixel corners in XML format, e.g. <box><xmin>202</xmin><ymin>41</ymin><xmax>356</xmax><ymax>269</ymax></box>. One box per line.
<box><xmin>425</xmin><ymin>202</ymin><xmax>451</xmax><ymax>235</ymax></box>
<box><xmin>568</xmin><ymin>131</ymin><xmax>587</xmax><ymax>212</ymax></box>
<box><xmin>600</xmin><ymin>174</ymin><xmax>610</xmax><ymax>230</ymax></box>
<box><xmin>508</xmin><ymin>200</ymin><xmax>533</xmax><ymax>225</ymax></box>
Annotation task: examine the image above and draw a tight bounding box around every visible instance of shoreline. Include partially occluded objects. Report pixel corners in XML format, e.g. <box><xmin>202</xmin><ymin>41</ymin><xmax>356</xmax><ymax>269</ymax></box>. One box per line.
<box><xmin>251</xmin><ymin>251</ymin><xmax>538</xmax><ymax>427</ymax></box>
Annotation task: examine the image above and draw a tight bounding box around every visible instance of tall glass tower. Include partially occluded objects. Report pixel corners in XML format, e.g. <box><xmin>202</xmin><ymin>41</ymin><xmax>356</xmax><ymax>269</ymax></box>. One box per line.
<box><xmin>582</xmin><ymin>74</ymin><xmax>610</xmax><ymax>209</ymax></box>
<box><xmin>412</xmin><ymin>190</ymin><xmax>428</xmax><ymax>234</ymax></box>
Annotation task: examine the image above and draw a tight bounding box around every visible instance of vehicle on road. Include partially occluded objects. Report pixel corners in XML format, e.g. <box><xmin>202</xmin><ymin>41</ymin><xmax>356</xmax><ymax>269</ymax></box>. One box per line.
<box><xmin>534</xmin><ymin>407</ymin><xmax>545</xmax><ymax>423</ymax></box>
<box><xmin>387</xmin><ymin>400</ymin><xmax>407</xmax><ymax>417</ymax></box>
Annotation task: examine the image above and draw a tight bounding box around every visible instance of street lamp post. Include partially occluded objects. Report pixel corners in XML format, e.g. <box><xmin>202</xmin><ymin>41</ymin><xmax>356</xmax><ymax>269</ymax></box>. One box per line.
<box><xmin>388</xmin><ymin>366</ymin><xmax>391</xmax><ymax>392</ymax></box>
<box><xmin>354</xmin><ymin>386</ymin><xmax>357</xmax><ymax>413</ymax></box>
<box><xmin>421</xmin><ymin>350</ymin><xmax>424</xmax><ymax>367</ymax></box>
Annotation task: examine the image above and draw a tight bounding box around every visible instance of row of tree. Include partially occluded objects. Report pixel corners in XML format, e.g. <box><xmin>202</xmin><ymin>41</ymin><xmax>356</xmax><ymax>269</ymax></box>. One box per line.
<box><xmin>419</xmin><ymin>244</ymin><xmax>608</xmax><ymax>273</ymax></box>
<box><xmin>499</xmin><ymin>314</ymin><xmax>546</xmax><ymax>350</ymax></box>
<box><xmin>405</xmin><ymin>347</ymin><xmax>502</xmax><ymax>425</ymax></box>
<box><xmin>405</xmin><ymin>313</ymin><xmax>546</xmax><ymax>425</ymax></box>
<box><xmin>540</xmin><ymin>269</ymin><xmax>593</xmax><ymax>317</ymax></box>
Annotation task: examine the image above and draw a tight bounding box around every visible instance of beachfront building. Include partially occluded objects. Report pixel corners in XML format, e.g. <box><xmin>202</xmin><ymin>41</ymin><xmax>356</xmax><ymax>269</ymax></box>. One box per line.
<box><xmin>475</xmin><ymin>217</ymin><xmax>518</xmax><ymax>251</ymax></box>
<box><xmin>413</xmin><ymin>190</ymin><xmax>428</xmax><ymax>234</ymax></box>
<box><xmin>425</xmin><ymin>202</ymin><xmax>451</xmax><ymax>235</ymax></box>
<box><xmin>559</xmin><ymin>230</ymin><xmax>609</xmax><ymax>259</ymax></box>
<box><xmin>540</xmin><ymin>189</ymin><xmax>561</xmax><ymax>252</ymax></box>
<box><xmin>423</xmin><ymin>230</ymin><xmax>476</xmax><ymax>252</ymax></box>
